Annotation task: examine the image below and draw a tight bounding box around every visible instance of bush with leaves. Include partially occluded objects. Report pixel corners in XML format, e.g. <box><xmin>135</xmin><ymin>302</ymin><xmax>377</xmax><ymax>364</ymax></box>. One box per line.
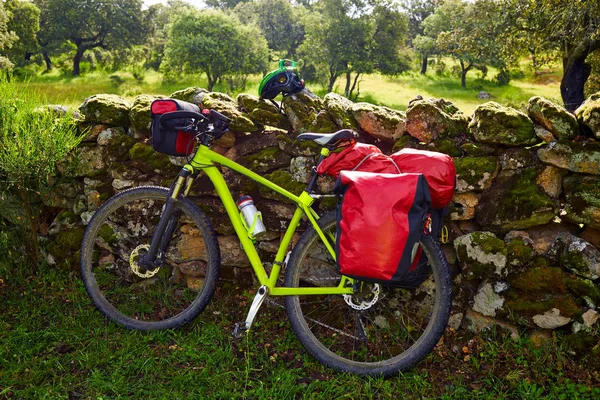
<box><xmin>0</xmin><ymin>79</ymin><xmax>81</xmax><ymax>271</ymax></box>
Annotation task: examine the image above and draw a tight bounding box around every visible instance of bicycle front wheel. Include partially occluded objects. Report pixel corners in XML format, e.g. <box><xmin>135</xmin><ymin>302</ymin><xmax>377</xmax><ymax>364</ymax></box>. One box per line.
<box><xmin>284</xmin><ymin>211</ymin><xmax>452</xmax><ymax>376</ymax></box>
<box><xmin>80</xmin><ymin>186</ymin><xmax>220</xmax><ymax>331</ymax></box>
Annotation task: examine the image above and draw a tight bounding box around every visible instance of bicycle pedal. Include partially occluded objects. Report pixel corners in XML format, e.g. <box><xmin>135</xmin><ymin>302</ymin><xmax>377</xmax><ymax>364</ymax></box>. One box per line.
<box><xmin>233</xmin><ymin>322</ymin><xmax>249</xmax><ymax>339</ymax></box>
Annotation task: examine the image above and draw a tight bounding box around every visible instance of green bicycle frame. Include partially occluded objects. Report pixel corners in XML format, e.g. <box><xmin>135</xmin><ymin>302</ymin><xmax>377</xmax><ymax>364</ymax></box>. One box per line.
<box><xmin>178</xmin><ymin>144</ymin><xmax>353</xmax><ymax>296</ymax></box>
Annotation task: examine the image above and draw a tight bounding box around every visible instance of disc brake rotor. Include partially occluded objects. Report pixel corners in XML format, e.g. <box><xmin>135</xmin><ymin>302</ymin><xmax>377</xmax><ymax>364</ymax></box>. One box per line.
<box><xmin>343</xmin><ymin>283</ymin><xmax>380</xmax><ymax>310</ymax></box>
<box><xmin>129</xmin><ymin>244</ymin><xmax>159</xmax><ymax>278</ymax></box>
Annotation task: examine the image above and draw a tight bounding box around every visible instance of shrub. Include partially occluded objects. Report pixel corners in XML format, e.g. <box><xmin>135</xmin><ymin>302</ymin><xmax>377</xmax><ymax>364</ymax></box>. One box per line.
<box><xmin>0</xmin><ymin>79</ymin><xmax>82</xmax><ymax>271</ymax></box>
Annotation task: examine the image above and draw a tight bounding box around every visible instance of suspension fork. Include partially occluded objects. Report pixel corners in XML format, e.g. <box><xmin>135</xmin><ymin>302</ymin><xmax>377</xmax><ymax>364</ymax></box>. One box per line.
<box><xmin>139</xmin><ymin>168</ymin><xmax>194</xmax><ymax>270</ymax></box>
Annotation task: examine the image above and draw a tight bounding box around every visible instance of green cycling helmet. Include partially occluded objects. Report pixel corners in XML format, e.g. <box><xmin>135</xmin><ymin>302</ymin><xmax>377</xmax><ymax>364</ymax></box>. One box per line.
<box><xmin>258</xmin><ymin>59</ymin><xmax>305</xmax><ymax>100</ymax></box>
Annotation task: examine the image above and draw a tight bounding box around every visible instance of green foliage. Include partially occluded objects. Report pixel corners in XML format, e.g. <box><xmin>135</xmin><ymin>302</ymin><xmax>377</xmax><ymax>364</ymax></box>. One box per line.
<box><xmin>0</xmin><ymin>1</ymin><xmax>17</xmax><ymax>68</ymax></box>
<box><xmin>0</xmin><ymin>79</ymin><xmax>81</xmax><ymax>268</ymax></box>
<box><xmin>4</xmin><ymin>0</ymin><xmax>41</xmax><ymax>67</ymax></box>
<box><xmin>34</xmin><ymin>0</ymin><xmax>145</xmax><ymax>76</ymax></box>
<box><xmin>162</xmin><ymin>10</ymin><xmax>268</xmax><ymax>91</ymax></box>
<box><xmin>234</xmin><ymin>0</ymin><xmax>307</xmax><ymax>60</ymax></box>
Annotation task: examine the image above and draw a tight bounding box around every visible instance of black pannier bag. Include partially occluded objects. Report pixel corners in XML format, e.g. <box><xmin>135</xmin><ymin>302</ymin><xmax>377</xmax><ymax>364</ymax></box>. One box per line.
<box><xmin>334</xmin><ymin>171</ymin><xmax>431</xmax><ymax>285</ymax></box>
<box><xmin>150</xmin><ymin>99</ymin><xmax>201</xmax><ymax>156</ymax></box>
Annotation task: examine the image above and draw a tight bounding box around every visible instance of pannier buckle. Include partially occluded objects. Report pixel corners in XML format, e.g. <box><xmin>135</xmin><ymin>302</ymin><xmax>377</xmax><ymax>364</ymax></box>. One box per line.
<box><xmin>424</xmin><ymin>215</ymin><xmax>432</xmax><ymax>234</ymax></box>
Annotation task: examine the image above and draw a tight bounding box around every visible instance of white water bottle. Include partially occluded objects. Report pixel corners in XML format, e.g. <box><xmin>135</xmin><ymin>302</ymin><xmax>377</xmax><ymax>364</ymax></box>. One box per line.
<box><xmin>236</xmin><ymin>195</ymin><xmax>266</xmax><ymax>238</ymax></box>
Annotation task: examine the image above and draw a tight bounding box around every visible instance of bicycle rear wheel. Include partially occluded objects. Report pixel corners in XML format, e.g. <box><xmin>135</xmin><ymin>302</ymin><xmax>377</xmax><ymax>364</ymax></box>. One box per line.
<box><xmin>80</xmin><ymin>186</ymin><xmax>220</xmax><ymax>331</ymax></box>
<box><xmin>284</xmin><ymin>211</ymin><xmax>452</xmax><ymax>376</ymax></box>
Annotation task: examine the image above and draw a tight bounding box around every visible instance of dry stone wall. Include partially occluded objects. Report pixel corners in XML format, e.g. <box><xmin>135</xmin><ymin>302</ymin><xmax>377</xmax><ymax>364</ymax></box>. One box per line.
<box><xmin>40</xmin><ymin>87</ymin><xmax>600</xmax><ymax>349</ymax></box>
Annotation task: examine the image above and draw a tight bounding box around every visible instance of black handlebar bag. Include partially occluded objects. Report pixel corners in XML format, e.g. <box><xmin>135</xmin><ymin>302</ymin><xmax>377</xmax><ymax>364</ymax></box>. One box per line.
<box><xmin>334</xmin><ymin>171</ymin><xmax>431</xmax><ymax>285</ymax></box>
<box><xmin>150</xmin><ymin>99</ymin><xmax>200</xmax><ymax>156</ymax></box>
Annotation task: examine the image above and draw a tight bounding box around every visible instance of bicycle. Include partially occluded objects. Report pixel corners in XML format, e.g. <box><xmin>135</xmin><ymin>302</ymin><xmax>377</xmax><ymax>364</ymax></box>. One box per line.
<box><xmin>80</xmin><ymin>108</ymin><xmax>452</xmax><ymax>377</ymax></box>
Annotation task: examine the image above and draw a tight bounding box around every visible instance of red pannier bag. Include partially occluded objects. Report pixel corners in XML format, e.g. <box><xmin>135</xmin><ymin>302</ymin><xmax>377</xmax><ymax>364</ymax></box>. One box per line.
<box><xmin>150</xmin><ymin>99</ymin><xmax>200</xmax><ymax>156</ymax></box>
<box><xmin>390</xmin><ymin>148</ymin><xmax>455</xmax><ymax>209</ymax></box>
<box><xmin>317</xmin><ymin>142</ymin><xmax>399</xmax><ymax>178</ymax></box>
<box><xmin>334</xmin><ymin>171</ymin><xmax>431</xmax><ymax>284</ymax></box>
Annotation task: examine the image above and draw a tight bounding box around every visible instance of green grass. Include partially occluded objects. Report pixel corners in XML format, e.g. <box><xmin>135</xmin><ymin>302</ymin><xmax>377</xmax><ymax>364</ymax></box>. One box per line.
<box><xmin>15</xmin><ymin>61</ymin><xmax>562</xmax><ymax>115</ymax></box>
<box><xmin>1</xmin><ymin>264</ymin><xmax>599</xmax><ymax>398</ymax></box>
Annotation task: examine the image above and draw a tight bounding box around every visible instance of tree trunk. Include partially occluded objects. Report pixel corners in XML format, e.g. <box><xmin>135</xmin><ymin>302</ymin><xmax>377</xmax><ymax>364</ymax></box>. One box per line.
<box><xmin>348</xmin><ymin>73</ymin><xmax>361</xmax><ymax>101</ymax></box>
<box><xmin>420</xmin><ymin>55</ymin><xmax>428</xmax><ymax>75</ymax></box>
<box><xmin>460</xmin><ymin>60</ymin><xmax>467</xmax><ymax>88</ymax></box>
<box><xmin>561</xmin><ymin>56</ymin><xmax>591</xmax><ymax>111</ymax></box>
<box><xmin>327</xmin><ymin>72</ymin><xmax>337</xmax><ymax>92</ymax></box>
<box><xmin>72</xmin><ymin>47</ymin><xmax>86</xmax><ymax>76</ymax></box>
<box><xmin>344</xmin><ymin>71</ymin><xmax>351</xmax><ymax>98</ymax></box>
<box><xmin>42</xmin><ymin>52</ymin><xmax>52</xmax><ymax>72</ymax></box>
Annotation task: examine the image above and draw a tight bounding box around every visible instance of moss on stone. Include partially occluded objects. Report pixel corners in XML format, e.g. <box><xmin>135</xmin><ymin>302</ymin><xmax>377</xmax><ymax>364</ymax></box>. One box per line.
<box><xmin>459</xmin><ymin>142</ymin><xmax>496</xmax><ymax>156</ymax></box>
<box><xmin>105</xmin><ymin>133</ymin><xmax>137</xmax><ymax>161</ymax></box>
<box><xmin>259</xmin><ymin>170</ymin><xmax>305</xmax><ymax>202</ymax></box>
<box><xmin>527</xmin><ymin>96</ymin><xmax>578</xmax><ymax>140</ymax></box>
<box><xmin>469</xmin><ymin>101</ymin><xmax>538</xmax><ymax>146</ymax></box>
<box><xmin>575</xmin><ymin>93</ymin><xmax>600</xmax><ymax>139</ymax></box>
<box><xmin>503</xmin><ymin>292</ymin><xmax>581</xmax><ymax>320</ymax></box>
<box><xmin>537</xmin><ymin>140</ymin><xmax>600</xmax><ymax>175</ymax></box>
<box><xmin>563</xmin><ymin>174</ymin><xmax>600</xmax><ymax>229</ymax></box>
<box><xmin>508</xmin><ymin>266</ymin><xmax>567</xmax><ymax>293</ymax></box>
<box><xmin>129</xmin><ymin>142</ymin><xmax>174</xmax><ymax>172</ymax></box>
<box><xmin>47</xmin><ymin>227</ymin><xmax>85</xmax><ymax>270</ymax></box>
<box><xmin>476</xmin><ymin>167</ymin><xmax>558</xmax><ymax>231</ymax></box>
<box><xmin>564</xmin><ymin>332</ymin><xmax>598</xmax><ymax>357</ymax></box>
<box><xmin>506</xmin><ymin>239</ymin><xmax>536</xmax><ymax>266</ymax></box>
<box><xmin>454</xmin><ymin>231</ymin><xmax>507</xmax><ymax>279</ymax></box>
<box><xmin>79</xmin><ymin>94</ymin><xmax>132</xmax><ymax>126</ymax></box>
<box><xmin>565</xmin><ymin>276</ymin><xmax>600</xmax><ymax>305</ymax></box>
<box><xmin>129</xmin><ymin>94</ymin><xmax>161</xmax><ymax>134</ymax></box>
<box><xmin>430</xmin><ymin>138</ymin><xmax>462</xmax><ymax>157</ymax></box>
<box><xmin>454</xmin><ymin>156</ymin><xmax>498</xmax><ymax>192</ymax></box>
<box><xmin>238</xmin><ymin>147</ymin><xmax>292</xmax><ymax>174</ymax></box>
<box><xmin>392</xmin><ymin>135</ymin><xmax>416</xmax><ymax>152</ymax></box>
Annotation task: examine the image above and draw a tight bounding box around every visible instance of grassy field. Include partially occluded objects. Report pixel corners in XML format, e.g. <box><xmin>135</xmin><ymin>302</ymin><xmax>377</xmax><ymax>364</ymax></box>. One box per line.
<box><xmin>16</xmin><ymin>62</ymin><xmax>562</xmax><ymax>115</ymax></box>
<box><xmin>1</xmin><ymin>264</ymin><xmax>599</xmax><ymax>398</ymax></box>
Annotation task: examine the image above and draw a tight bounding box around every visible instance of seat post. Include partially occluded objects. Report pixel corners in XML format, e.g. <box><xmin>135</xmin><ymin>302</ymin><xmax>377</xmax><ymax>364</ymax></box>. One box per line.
<box><xmin>306</xmin><ymin>154</ymin><xmax>325</xmax><ymax>193</ymax></box>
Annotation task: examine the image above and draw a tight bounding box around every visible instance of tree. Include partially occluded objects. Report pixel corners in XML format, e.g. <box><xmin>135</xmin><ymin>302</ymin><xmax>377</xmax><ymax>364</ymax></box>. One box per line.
<box><xmin>233</xmin><ymin>0</ymin><xmax>307</xmax><ymax>60</ymax></box>
<box><xmin>162</xmin><ymin>10</ymin><xmax>268</xmax><ymax>91</ymax></box>
<box><xmin>423</xmin><ymin>0</ymin><xmax>506</xmax><ymax>88</ymax></box>
<box><xmin>371</xmin><ymin>3</ymin><xmax>411</xmax><ymax>76</ymax></box>
<box><xmin>400</xmin><ymin>0</ymin><xmax>443</xmax><ymax>74</ymax></box>
<box><xmin>35</xmin><ymin>0</ymin><xmax>145</xmax><ymax>76</ymax></box>
<box><xmin>5</xmin><ymin>0</ymin><xmax>40</xmax><ymax>67</ymax></box>
<box><xmin>0</xmin><ymin>1</ymin><xmax>17</xmax><ymax>70</ymax></box>
<box><xmin>498</xmin><ymin>0</ymin><xmax>600</xmax><ymax>110</ymax></box>
<box><xmin>299</xmin><ymin>0</ymin><xmax>375</xmax><ymax>97</ymax></box>
<box><xmin>205</xmin><ymin>0</ymin><xmax>248</xmax><ymax>9</ymax></box>
<box><xmin>142</xmin><ymin>0</ymin><xmax>198</xmax><ymax>70</ymax></box>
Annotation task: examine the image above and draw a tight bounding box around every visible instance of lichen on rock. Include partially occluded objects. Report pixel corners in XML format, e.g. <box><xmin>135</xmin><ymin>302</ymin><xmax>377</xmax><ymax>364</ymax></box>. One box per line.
<box><xmin>237</xmin><ymin>93</ymin><xmax>289</xmax><ymax>130</ymax></box>
<box><xmin>197</xmin><ymin>92</ymin><xmax>258</xmax><ymax>133</ymax></box>
<box><xmin>469</xmin><ymin>101</ymin><xmax>538</xmax><ymax>146</ymax></box>
<box><xmin>79</xmin><ymin>94</ymin><xmax>132</xmax><ymax>126</ymax></box>
<box><xmin>351</xmin><ymin>102</ymin><xmax>406</xmax><ymax>142</ymax></box>
<box><xmin>282</xmin><ymin>89</ymin><xmax>338</xmax><ymax>134</ymax></box>
<box><xmin>453</xmin><ymin>156</ymin><xmax>499</xmax><ymax>193</ymax></box>
<box><xmin>475</xmin><ymin>167</ymin><xmax>558</xmax><ymax>232</ymax></box>
<box><xmin>472</xmin><ymin>282</ymin><xmax>505</xmax><ymax>317</ymax></box>
<box><xmin>527</xmin><ymin>96</ymin><xmax>578</xmax><ymax>140</ymax></box>
<box><xmin>575</xmin><ymin>91</ymin><xmax>600</xmax><ymax>139</ymax></box>
<box><xmin>454</xmin><ymin>231</ymin><xmax>508</xmax><ymax>279</ymax></box>
<box><xmin>324</xmin><ymin>93</ymin><xmax>359</xmax><ymax>130</ymax></box>
<box><xmin>405</xmin><ymin>97</ymin><xmax>469</xmax><ymax>142</ymax></box>
<box><xmin>129</xmin><ymin>94</ymin><xmax>162</xmax><ymax>136</ymax></box>
<box><xmin>537</xmin><ymin>140</ymin><xmax>600</xmax><ymax>176</ymax></box>
<box><xmin>169</xmin><ymin>87</ymin><xmax>208</xmax><ymax>104</ymax></box>
<box><xmin>547</xmin><ymin>232</ymin><xmax>600</xmax><ymax>280</ymax></box>
<box><xmin>562</xmin><ymin>174</ymin><xmax>600</xmax><ymax>229</ymax></box>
